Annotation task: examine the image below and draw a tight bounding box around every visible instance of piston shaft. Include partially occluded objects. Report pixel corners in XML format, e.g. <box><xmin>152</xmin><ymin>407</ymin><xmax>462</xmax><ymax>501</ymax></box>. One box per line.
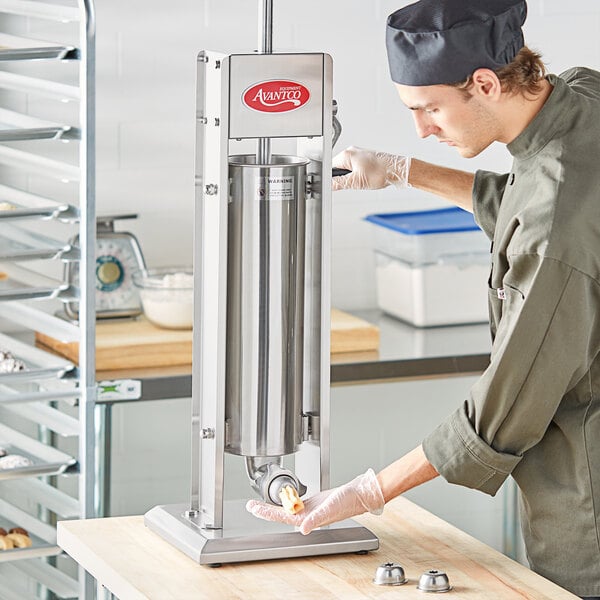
<box><xmin>257</xmin><ymin>0</ymin><xmax>272</xmax><ymax>164</ymax></box>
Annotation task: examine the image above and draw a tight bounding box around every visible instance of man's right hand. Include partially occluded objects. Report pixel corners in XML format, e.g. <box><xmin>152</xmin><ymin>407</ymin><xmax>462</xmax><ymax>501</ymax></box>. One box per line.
<box><xmin>332</xmin><ymin>146</ymin><xmax>411</xmax><ymax>191</ymax></box>
<box><xmin>246</xmin><ymin>468</ymin><xmax>385</xmax><ymax>535</ymax></box>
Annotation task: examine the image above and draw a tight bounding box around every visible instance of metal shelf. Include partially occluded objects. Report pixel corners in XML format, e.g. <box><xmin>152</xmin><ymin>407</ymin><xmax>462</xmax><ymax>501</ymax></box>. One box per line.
<box><xmin>0</xmin><ymin>422</ymin><xmax>76</xmax><ymax>481</ymax></box>
<box><xmin>0</xmin><ymin>403</ymin><xmax>79</xmax><ymax>437</ymax></box>
<box><xmin>0</xmin><ymin>514</ymin><xmax>60</xmax><ymax>563</ymax></box>
<box><xmin>0</xmin><ymin>264</ymin><xmax>75</xmax><ymax>303</ymax></box>
<box><xmin>0</xmin><ymin>332</ymin><xmax>74</xmax><ymax>382</ymax></box>
<box><xmin>0</xmin><ymin>108</ymin><xmax>76</xmax><ymax>141</ymax></box>
<box><xmin>0</xmin><ymin>224</ymin><xmax>76</xmax><ymax>261</ymax></box>
<box><xmin>0</xmin><ymin>498</ymin><xmax>57</xmax><ymax>545</ymax></box>
<box><xmin>0</xmin><ymin>302</ymin><xmax>80</xmax><ymax>342</ymax></box>
<box><xmin>0</xmin><ymin>560</ymin><xmax>78</xmax><ymax>598</ymax></box>
<box><xmin>0</xmin><ymin>33</ymin><xmax>77</xmax><ymax>61</ymax></box>
<box><xmin>0</xmin><ymin>146</ymin><xmax>79</xmax><ymax>182</ymax></box>
<box><xmin>0</xmin><ymin>0</ymin><xmax>81</xmax><ymax>23</ymax></box>
<box><xmin>0</xmin><ymin>185</ymin><xmax>75</xmax><ymax>222</ymax></box>
<box><xmin>0</xmin><ymin>382</ymin><xmax>80</xmax><ymax>405</ymax></box>
<box><xmin>0</xmin><ymin>71</ymin><xmax>79</xmax><ymax>103</ymax></box>
<box><xmin>0</xmin><ymin>478</ymin><xmax>80</xmax><ymax>519</ymax></box>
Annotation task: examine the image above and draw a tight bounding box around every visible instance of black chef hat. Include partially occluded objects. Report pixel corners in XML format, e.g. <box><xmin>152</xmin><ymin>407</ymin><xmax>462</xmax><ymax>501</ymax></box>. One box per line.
<box><xmin>386</xmin><ymin>0</ymin><xmax>527</xmax><ymax>86</ymax></box>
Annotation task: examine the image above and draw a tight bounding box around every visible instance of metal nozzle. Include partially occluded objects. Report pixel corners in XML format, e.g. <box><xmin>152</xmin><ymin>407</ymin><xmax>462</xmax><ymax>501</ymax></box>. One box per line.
<box><xmin>245</xmin><ymin>457</ymin><xmax>307</xmax><ymax>505</ymax></box>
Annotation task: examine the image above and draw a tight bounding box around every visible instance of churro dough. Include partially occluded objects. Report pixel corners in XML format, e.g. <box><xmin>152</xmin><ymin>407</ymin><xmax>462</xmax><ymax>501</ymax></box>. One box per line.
<box><xmin>279</xmin><ymin>485</ymin><xmax>304</xmax><ymax>515</ymax></box>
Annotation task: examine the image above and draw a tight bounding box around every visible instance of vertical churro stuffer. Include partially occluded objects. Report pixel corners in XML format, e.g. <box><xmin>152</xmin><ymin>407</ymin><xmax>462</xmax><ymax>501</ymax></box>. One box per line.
<box><xmin>144</xmin><ymin>0</ymin><xmax>379</xmax><ymax>564</ymax></box>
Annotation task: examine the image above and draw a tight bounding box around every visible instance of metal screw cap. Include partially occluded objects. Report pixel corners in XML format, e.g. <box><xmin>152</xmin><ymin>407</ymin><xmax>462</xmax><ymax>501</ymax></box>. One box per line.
<box><xmin>373</xmin><ymin>562</ymin><xmax>407</xmax><ymax>586</ymax></box>
<box><xmin>416</xmin><ymin>569</ymin><xmax>452</xmax><ymax>593</ymax></box>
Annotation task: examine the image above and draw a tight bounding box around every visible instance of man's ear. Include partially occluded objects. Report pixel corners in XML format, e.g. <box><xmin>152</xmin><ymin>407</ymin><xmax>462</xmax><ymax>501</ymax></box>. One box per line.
<box><xmin>471</xmin><ymin>68</ymin><xmax>502</xmax><ymax>99</ymax></box>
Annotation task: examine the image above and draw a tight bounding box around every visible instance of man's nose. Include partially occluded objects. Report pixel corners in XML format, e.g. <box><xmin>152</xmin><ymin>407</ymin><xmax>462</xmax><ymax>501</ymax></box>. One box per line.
<box><xmin>413</xmin><ymin>113</ymin><xmax>436</xmax><ymax>138</ymax></box>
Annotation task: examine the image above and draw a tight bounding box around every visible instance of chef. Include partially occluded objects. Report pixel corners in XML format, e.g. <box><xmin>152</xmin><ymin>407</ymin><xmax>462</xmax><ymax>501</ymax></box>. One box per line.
<box><xmin>247</xmin><ymin>1</ymin><xmax>600</xmax><ymax>597</ymax></box>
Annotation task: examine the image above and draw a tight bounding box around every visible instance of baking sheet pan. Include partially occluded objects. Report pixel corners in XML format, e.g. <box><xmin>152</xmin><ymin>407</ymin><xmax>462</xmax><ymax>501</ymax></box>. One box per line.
<box><xmin>0</xmin><ymin>423</ymin><xmax>76</xmax><ymax>482</ymax></box>
<box><xmin>0</xmin><ymin>332</ymin><xmax>74</xmax><ymax>383</ymax></box>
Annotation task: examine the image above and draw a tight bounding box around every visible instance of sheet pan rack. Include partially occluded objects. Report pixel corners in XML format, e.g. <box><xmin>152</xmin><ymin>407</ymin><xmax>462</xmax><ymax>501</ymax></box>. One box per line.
<box><xmin>0</xmin><ymin>0</ymin><xmax>95</xmax><ymax>598</ymax></box>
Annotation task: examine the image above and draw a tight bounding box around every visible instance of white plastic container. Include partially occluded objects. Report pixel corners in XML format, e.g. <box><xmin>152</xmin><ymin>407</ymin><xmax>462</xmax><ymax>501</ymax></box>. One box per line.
<box><xmin>365</xmin><ymin>207</ymin><xmax>490</xmax><ymax>327</ymax></box>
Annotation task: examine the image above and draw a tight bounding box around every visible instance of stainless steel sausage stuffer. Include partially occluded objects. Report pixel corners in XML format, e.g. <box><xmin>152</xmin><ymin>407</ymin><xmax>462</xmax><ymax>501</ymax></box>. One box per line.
<box><xmin>144</xmin><ymin>0</ymin><xmax>379</xmax><ymax>565</ymax></box>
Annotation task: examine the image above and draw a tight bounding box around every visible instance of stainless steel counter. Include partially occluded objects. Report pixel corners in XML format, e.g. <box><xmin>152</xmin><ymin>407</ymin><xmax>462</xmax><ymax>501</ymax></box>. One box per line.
<box><xmin>331</xmin><ymin>310</ymin><xmax>490</xmax><ymax>385</ymax></box>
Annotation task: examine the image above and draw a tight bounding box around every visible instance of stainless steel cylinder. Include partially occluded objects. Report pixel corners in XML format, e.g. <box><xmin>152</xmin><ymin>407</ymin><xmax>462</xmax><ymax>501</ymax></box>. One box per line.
<box><xmin>225</xmin><ymin>154</ymin><xmax>307</xmax><ymax>457</ymax></box>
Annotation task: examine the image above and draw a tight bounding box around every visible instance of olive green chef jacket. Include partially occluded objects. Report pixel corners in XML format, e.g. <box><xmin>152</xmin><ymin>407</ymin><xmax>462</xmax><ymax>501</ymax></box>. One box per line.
<box><xmin>422</xmin><ymin>67</ymin><xmax>600</xmax><ymax>597</ymax></box>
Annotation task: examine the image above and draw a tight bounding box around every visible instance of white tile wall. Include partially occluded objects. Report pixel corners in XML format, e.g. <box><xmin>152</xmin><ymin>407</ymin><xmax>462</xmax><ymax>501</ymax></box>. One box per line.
<box><xmin>61</xmin><ymin>0</ymin><xmax>600</xmax><ymax>556</ymax></box>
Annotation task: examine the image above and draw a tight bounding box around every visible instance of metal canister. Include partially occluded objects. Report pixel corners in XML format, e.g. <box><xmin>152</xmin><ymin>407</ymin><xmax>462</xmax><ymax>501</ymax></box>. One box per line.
<box><xmin>225</xmin><ymin>154</ymin><xmax>307</xmax><ymax>457</ymax></box>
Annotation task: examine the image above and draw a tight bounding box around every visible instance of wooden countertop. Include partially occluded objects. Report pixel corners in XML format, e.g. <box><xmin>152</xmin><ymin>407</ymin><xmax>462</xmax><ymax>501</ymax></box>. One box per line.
<box><xmin>57</xmin><ymin>497</ymin><xmax>577</xmax><ymax>600</ymax></box>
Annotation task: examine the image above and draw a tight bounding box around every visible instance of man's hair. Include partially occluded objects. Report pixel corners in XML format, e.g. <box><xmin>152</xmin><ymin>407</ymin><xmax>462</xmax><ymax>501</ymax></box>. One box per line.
<box><xmin>449</xmin><ymin>46</ymin><xmax>546</xmax><ymax>97</ymax></box>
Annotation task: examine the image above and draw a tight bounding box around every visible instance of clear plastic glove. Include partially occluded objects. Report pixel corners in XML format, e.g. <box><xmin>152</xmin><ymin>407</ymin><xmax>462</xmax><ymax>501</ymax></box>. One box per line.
<box><xmin>332</xmin><ymin>146</ymin><xmax>411</xmax><ymax>191</ymax></box>
<box><xmin>245</xmin><ymin>468</ymin><xmax>385</xmax><ymax>535</ymax></box>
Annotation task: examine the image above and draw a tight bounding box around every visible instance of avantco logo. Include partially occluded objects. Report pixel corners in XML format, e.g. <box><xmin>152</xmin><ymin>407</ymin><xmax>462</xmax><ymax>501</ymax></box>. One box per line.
<box><xmin>242</xmin><ymin>80</ymin><xmax>310</xmax><ymax>113</ymax></box>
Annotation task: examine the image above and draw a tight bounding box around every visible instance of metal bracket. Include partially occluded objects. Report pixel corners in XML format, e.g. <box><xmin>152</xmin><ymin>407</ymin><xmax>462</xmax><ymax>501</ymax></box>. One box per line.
<box><xmin>302</xmin><ymin>412</ymin><xmax>320</xmax><ymax>442</ymax></box>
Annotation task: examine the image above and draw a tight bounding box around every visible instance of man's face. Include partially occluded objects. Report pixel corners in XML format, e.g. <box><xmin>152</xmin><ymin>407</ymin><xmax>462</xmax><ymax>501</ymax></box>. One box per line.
<box><xmin>395</xmin><ymin>83</ymin><xmax>499</xmax><ymax>158</ymax></box>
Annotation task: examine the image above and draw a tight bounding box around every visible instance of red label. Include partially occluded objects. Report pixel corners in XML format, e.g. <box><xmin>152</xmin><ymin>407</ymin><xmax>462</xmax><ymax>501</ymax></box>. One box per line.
<box><xmin>242</xmin><ymin>80</ymin><xmax>310</xmax><ymax>113</ymax></box>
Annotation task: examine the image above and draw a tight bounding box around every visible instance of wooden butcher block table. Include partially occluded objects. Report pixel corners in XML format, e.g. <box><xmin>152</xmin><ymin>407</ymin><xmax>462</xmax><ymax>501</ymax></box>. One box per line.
<box><xmin>57</xmin><ymin>497</ymin><xmax>577</xmax><ymax>600</ymax></box>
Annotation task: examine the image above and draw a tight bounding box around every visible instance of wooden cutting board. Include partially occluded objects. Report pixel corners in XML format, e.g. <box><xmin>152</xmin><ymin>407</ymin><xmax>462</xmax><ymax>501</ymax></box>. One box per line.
<box><xmin>35</xmin><ymin>309</ymin><xmax>379</xmax><ymax>370</ymax></box>
<box><xmin>36</xmin><ymin>317</ymin><xmax>192</xmax><ymax>371</ymax></box>
<box><xmin>330</xmin><ymin>308</ymin><xmax>379</xmax><ymax>354</ymax></box>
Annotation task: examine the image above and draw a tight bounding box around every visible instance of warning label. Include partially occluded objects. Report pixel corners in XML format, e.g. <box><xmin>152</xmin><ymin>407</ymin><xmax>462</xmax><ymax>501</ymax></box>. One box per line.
<box><xmin>257</xmin><ymin>176</ymin><xmax>295</xmax><ymax>201</ymax></box>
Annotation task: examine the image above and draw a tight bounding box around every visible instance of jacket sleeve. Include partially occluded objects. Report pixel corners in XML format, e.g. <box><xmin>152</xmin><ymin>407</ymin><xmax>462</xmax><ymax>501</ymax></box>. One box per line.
<box><xmin>423</xmin><ymin>253</ymin><xmax>600</xmax><ymax>495</ymax></box>
<box><xmin>472</xmin><ymin>170</ymin><xmax>509</xmax><ymax>240</ymax></box>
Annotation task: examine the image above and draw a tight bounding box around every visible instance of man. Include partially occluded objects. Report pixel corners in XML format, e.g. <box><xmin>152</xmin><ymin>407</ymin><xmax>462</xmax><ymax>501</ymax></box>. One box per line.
<box><xmin>247</xmin><ymin>1</ymin><xmax>600</xmax><ymax>597</ymax></box>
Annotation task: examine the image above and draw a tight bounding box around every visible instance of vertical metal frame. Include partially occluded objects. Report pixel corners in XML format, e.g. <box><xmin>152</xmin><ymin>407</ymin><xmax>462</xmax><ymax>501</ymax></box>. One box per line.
<box><xmin>77</xmin><ymin>0</ymin><xmax>96</xmax><ymax>518</ymax></box>
<box><xmin>77</xmin><ymin>0</ymin><xmax>96</xmax><ymax>597</ymax></box>
<box><xmin>295</xmin><ymin>53</ymin><xmax>333</xmax><ymax>495</ymax></box>
<box><xmin>191</xmin><ymin>50</ymin><xmax>229</xmax><ymax>529</ymax></box>
<box><xmin>318</xmin><ymin>53</ymin><xmax>333</xmax><ymax>490</ymax></box>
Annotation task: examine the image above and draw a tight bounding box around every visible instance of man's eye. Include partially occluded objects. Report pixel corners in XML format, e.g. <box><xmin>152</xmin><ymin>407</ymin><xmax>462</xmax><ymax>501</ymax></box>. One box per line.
<box><xmin>425</xmin><ymin>108</ymin><xmax>438</xmax><ymax>114</ymax></box>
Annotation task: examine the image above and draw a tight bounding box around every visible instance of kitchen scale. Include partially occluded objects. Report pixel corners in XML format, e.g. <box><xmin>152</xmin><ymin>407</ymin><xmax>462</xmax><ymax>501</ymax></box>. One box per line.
<box><xmin>64</xmin><ymin>214</ymin><xmax>146</xmax><ymax>320</ymax></box>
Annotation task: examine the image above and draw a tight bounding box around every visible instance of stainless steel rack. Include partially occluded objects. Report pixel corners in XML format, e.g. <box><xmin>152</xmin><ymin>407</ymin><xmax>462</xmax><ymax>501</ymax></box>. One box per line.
<box><xmin>0</xmin><ymin>1</ymin><xmax>95</xmax><ymax>599</ymax></box>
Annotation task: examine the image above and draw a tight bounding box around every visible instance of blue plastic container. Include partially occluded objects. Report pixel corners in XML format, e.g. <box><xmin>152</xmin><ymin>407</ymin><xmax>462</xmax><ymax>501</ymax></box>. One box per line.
<box><xmin>365</xmin><ymin>207</ymin><xmax>490</xmax><ymax>326</ymax></box>
<box><xmin>365</xmin><ymin>206</ymin><xmax>488</xmax><ymax>265</ymax></box>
